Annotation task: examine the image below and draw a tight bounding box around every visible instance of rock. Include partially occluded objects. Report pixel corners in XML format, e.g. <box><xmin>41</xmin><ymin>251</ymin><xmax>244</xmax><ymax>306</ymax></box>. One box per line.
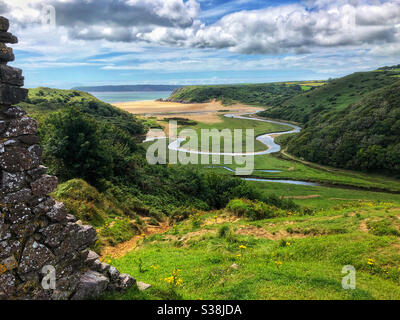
<box><xmin>19</xmin><ymin>135</ymin><xmax>41</xmax><ymax>145</ymax></box>
<box><xmin>92</xmin><ymin>259</ymin><xmax>102</xmax><ymax>272</ymax></box>
<box><xmin>0</xmin><ymin>17</ymin><xmax>10</xmax><ymax>32</ymax></box>
<box><xmin>31</xmin><ymin>175</ymin><xmax>58</xmax><ymax>196</ymax></box>
<box><xmin>32</xmin><ymin>197</ymin><xmax>56</xmax><ymax>215</ymax></box>
<box><xmin>27</xmin><ymin>166</ymin><xmax>48</xmax><ymax>181</ymax></box>
<box><xmin>1</xmin><ymin>255</ymin><xmax>18</xmax><ymax>271</ymax></box>
<box><xmin>85</xmin><ymin>251</ymin><xmax>100</xmax><ymax>266</ymax></box>
<box><xmin>137</xmin><ymin>281</ymin><xmax>152</xmax><ymax>291</ymax></box>
<box><xmin>3</xmin><ymin>203</ymin><xmax>31</xmax><ymax>224</ymax></box>
<box><xmin>71</xmin><ymin>271</ymin><xmax>109</xmax><ymax>300</ymax></box>
<box><xmin>18</xmin><ymin>239</ymin><xmax>56</xmax><ymax>275</ymax></box>
<box><xmin>0</xmin><ymin>145</ymin><xmax>41</xmax><ymax>172</ymax></box>
<box><xmin>66</xmin><ymin>214</ymin><xmax>77</xmax><ymax>223</ymax></box>
<box><xmin>1</xmin><ymin>171</ymin><xmax>26</xmax><ymax>193</ymax></box>
<box><xmin>2</xmin><ymin>188</ymin><xmax>32</xmax><ymax>204</ymax></box>
<box><xmin>46</xmin><ymin>201</ymin><xmax>67</xmax><ymax>222</ymax></box>
<box><xmin>0</xmin><ymin>273</ymin><xmax>15</xmax><ymax>298</ymax></box>
<box><xmin>0</xmin><ymin>32</ymin><xmax>18</xmax><ymax>44</ymax></box>
<box><xmin>0</xmin><ymin>85</ymin><xmax>28</xmax><ymax>105</ymax></box>
<box><xmin>108</xmin><ymin>266</ymin><xmax>120</xmax><ymax>282</ymax></box>
<box><xmin>2</xmin><ymin>105</ymin><xmax>26</xmax><ymax>118</ymax></box>
<box><xmin>54</xmin><ymin>224</ymin><xmax>97</xmax><ymax>259</ymax></box>
<box><xmin>99</xmin><ymin>262</ymin><xmax>110</xmax><ymax>273</ymax></box>
<box><xmin>0</xmin><ymin>66</ymin><xmax>24</xmax><ymax>87</ymax></box>
<box><xmin>4</xmin><ymin>117</ymin><xmax>38</xmax><ymax>138</ymax></box>
<box><xmin>0</xmin><ymin>220</ymin><xmax>11</xmax><ymax>241</ymax></box>
<box><xmin>0</xmin><ymin>139</ymin><xmax>16</xmax><ymax>153</ymax></box>
<box><xmin>0</xmin><ymin>239</ymin><xmax>21</xmax><ymax>259</ymax></box>
<box><xmin>0</xmin><ymin>44</ymin><xmax>14</xmax><ymax>64</ymax></box>
<box><xmin>119</xmin><ymin>274</ymin><xmax>136</xmax><ymax>290</ymax></box>
<box><xmin>40</xmin><ymin>223</ymin><xmax>65</xmax><ymax>248</ymax></box>
<box><xmin>0</xmin><ymin>120</ymin><xmax>6</xmax><ymax>133</ymax></box>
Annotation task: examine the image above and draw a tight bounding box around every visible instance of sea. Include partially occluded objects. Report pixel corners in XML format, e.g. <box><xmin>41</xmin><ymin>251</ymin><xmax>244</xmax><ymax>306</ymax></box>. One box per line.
<box><xmin>88</xmin><ymin>91</ymin><xmax>173</xmax><ymax>104</ymax></box>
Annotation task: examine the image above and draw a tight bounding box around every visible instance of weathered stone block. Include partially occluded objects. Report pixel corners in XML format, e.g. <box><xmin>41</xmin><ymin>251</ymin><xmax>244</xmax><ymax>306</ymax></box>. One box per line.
<box><xmin>46</xmin><ymin>201</ymin><xmax>67</xmax><ymax>222</ymax></box>
<box><xmin>119</xmin><ymin>274</ymin><xmax>136</xmax><ymax>290</ymax></box>
<box><xmin>18</xmin><ymin>239</ymin><xmax>56</xmax><ymax>275</ymax></box>
<box><xmin>0</xmin><ymin>17</ymin><xmax>9</xmax><ymax>32</ymax></box>
<box><xmin>2</xmin><ymin>188</ymin><xmax>32</xmax><ymax>204</ymax></box>
<box><xmin>4</xmin><ymin>117</ymin><xmax>38</xmax><ymax>137</ymax></box>
<box><xmin>0</xmin><ymin>32</ymin><xmax>18</xmax><ymax>44</ymax></box>
<box><xmin>19</xmin><ymin>135</ymin><xmax>41</xmax><ymax>145</ymax></box>
<box><xmin>1</xmin><ymin>171</ymin><xmax>26</xmax><ymax>193</ymax></box>
<box><xmin>0</xmin><ymin>139</ymin><xmax>16</xmax><ymax>153</ymax></box>
<box><xmin>0</xmin><ymin>120</ymin><xmax>6</xmax><ymax>133</ymax></box>
<box><xmin>2</xmin><ymin>106</ymin><xmax>26</xmax><ymax>118</ymax></box>
<box><xmin>108</xmin><ymin>266</ymin><xmax>120</xmax><ymax>282</ymax></box>
<box><xmin>0</xmin><ymin>218</ymin><xmax>11</xmax><ymax>241</ymax></box>
<box><xmin>31</xmin><ymin>197</ymin><xmax>55</xmax><ymax>215</ymax></box>
<box><xmin>0</xmin><ymin>65</ymin><xmax>24</xmax><ymax>87</ymax></box>
<box><xmin>0</xmin><ymin>43</ymin><xmax>14</xmax><ymax>63</ymax></box>
<box><xmin>0</xmin><ymin>145</ymin><xmax>41</xmax><ymax>172</ymax></box>
<box><xmin>40</xmin><ymin>223</ymin><xmax>65</xmax><ymax>248</ymax></box>
<box><xmin>3</xmin><ymin>203</ymin><xmax>31</xmax><ymax>224</ymax></box>
<box><xmin>27</xmin><ymin>165</ymin><xmax>48</xmax><ymax>181</ymax></box>
<box><xmin>9</xmin><ymin>221</ymin><xmax>36</xmax><ymax>239</ymax></box>
<box><xmin>71</xmin><ymin>271</ymin><xmax>109</xmax><ymax>300</ymax></box>
<box><xmin>1</xmin><ymin>255</ymin><xmax>18</xmax><ymax>272</ymax></box>
<box><xmin>85</xmin><ymin>250</ymin><xmax>100</xmax><ymax>267</ymax></box>
<box><xmin>0</xmin><ymin>240</ymin><xmax>21</xmax><ymax>259</ymax></box>
<box><xmin>54</xmin><ymin>224</ymin><xmax>97</xmax><ymax>259</ymax></box>
<box><xmin>0</xmin><ymin>85</ymin><xmax>28</xmax><ymax>104</ymax></box>
<box><xmin>31</xmin><ymin>174</ymin><xmax>58</xmax><ymax>196</ymax></box>
<box><xmin>0</xmin><ymin>273</ymin><xmax>15</xmax><ymax>299</ymax></box>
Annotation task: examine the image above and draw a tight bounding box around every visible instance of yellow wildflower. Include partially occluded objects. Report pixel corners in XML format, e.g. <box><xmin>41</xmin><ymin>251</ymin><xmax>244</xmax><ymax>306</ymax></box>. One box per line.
<box><xmin>239</xmin><ymin>245</ymin><xmax>247</xmax><ymax>250</ymax></box>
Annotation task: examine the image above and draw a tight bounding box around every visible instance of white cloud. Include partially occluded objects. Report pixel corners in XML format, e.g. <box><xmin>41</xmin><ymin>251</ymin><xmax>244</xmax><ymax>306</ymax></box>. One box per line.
<box><xmin>138</xmin><ymin>1</ymin><xmax>400</xmax><ymax>55</ymax></box>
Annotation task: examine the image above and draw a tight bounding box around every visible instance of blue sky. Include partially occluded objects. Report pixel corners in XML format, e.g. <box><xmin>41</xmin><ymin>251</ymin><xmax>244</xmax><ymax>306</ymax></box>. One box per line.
<box><xmin>2</xmin><ymin>0</ymin><xmax>400</xmax><ymax>89</ymax></box>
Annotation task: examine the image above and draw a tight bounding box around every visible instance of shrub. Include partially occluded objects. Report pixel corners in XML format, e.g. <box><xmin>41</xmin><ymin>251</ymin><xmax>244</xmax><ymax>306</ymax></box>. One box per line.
<box><xmin>170</xmin><ymin>207</ymin><xmax>199</xmax><ymax>222</ymax></box>
<box><xmin>226</xmin><ymin>199</ymin><xmax>280</xmax><ymax>221</ymax></box>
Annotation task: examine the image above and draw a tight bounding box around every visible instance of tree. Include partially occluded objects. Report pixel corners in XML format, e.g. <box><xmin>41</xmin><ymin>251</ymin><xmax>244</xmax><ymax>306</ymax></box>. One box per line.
<box><xmin>40</xmin><ymin>107</ymin><xmax>113</xmax><ymax>185</ymax></box>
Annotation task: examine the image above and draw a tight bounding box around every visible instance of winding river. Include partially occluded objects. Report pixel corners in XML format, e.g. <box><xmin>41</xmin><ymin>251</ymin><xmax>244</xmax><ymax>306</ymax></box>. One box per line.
<box><xmin>168</xmin><ymin>113</ymin><xmax>301</xmax><ymax>156</ymax></box>
<box><xmin>163</xmin><ymin>112</ymin><xmax>318</xmax><ymax>186</ymax></box>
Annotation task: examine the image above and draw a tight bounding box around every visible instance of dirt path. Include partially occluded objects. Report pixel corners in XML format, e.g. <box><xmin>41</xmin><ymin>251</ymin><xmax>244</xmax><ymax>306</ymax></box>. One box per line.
<box><xmin>101</xmin><ymin>221</ymin><xmax>171</xmax><ymax>259</ymax></box>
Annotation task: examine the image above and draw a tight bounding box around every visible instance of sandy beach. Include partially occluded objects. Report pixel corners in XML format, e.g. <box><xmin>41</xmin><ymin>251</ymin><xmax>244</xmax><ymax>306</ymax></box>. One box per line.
<box><xmin>113</xmin><ymin>100</ymin><xmax>263</xmax><ymax>123</ymax></box>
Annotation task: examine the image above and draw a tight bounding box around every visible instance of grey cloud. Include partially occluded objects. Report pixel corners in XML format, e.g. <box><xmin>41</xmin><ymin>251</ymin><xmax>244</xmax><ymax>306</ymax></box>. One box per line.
<box><xmin>45</xmin><ymin>0</ymin><xmax>195</xmax><ymax>29</ymax></box>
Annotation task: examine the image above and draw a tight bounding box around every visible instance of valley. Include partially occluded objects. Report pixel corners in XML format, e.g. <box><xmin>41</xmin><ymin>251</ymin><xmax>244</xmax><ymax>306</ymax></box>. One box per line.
<box><xmin>17</xmin><ymin>66</ymin><xmax>400</xmax><ymax>301</ymax></box>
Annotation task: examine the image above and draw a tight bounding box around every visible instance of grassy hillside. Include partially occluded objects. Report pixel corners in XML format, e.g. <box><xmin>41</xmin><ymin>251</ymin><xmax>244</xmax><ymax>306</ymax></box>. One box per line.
<box><xmin>168</xmin><ymin>83</ymin><xmax>308</xmax><ymax>106</ymax></box>
<box><xmin>259</xmin><ymin>69</ymin><xmax>400</xmax><ymax>123</ymax></box>
<box><xmin>287</xmin><ymin>80</ymin><xmax>400</xmax><ymax>176</ymax></box>
<box><xmin>104</xmin><ymin>196</ymin><xmax>400</xmax><ymax>300</ymax></box>
<box><xmin>18</xmin><ymin>87</ymin><xmax>146</xmax><ymax>136</ymax></box>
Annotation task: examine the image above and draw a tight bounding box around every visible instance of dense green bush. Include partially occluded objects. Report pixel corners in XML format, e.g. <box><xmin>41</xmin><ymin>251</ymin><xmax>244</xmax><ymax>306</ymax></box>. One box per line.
<box><xmin>226</xmin><ymin>199</ymin><xmax>280</xmax><ymax>221</ymax></box>
<box><xmin>169</xmin><ymin>83</ymin><xmax>303</xmax><ymax>106</ymax></box>
<box><xmin>287</xmin><ymin>80</ymin><xmax>400</xmax><ymax>175</ymax></box>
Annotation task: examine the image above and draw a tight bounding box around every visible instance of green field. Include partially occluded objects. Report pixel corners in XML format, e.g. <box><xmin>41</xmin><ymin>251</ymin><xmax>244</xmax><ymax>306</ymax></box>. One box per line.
<box><xmin>104</xmin><ymin>200</ymin><xmax>400</xmax><ymax>300</ymax></box>
<box><xmin>176</xmin><ymin>115</ymin><xmax>291</xmax><ymax>152</ymax></box>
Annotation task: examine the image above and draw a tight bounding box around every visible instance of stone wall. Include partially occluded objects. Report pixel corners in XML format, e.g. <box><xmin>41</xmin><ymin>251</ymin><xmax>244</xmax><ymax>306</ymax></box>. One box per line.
<box><xmin>0</xmin><ymin>16</ymin><xmax>135</xmax><ymax>300</ymax></box>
